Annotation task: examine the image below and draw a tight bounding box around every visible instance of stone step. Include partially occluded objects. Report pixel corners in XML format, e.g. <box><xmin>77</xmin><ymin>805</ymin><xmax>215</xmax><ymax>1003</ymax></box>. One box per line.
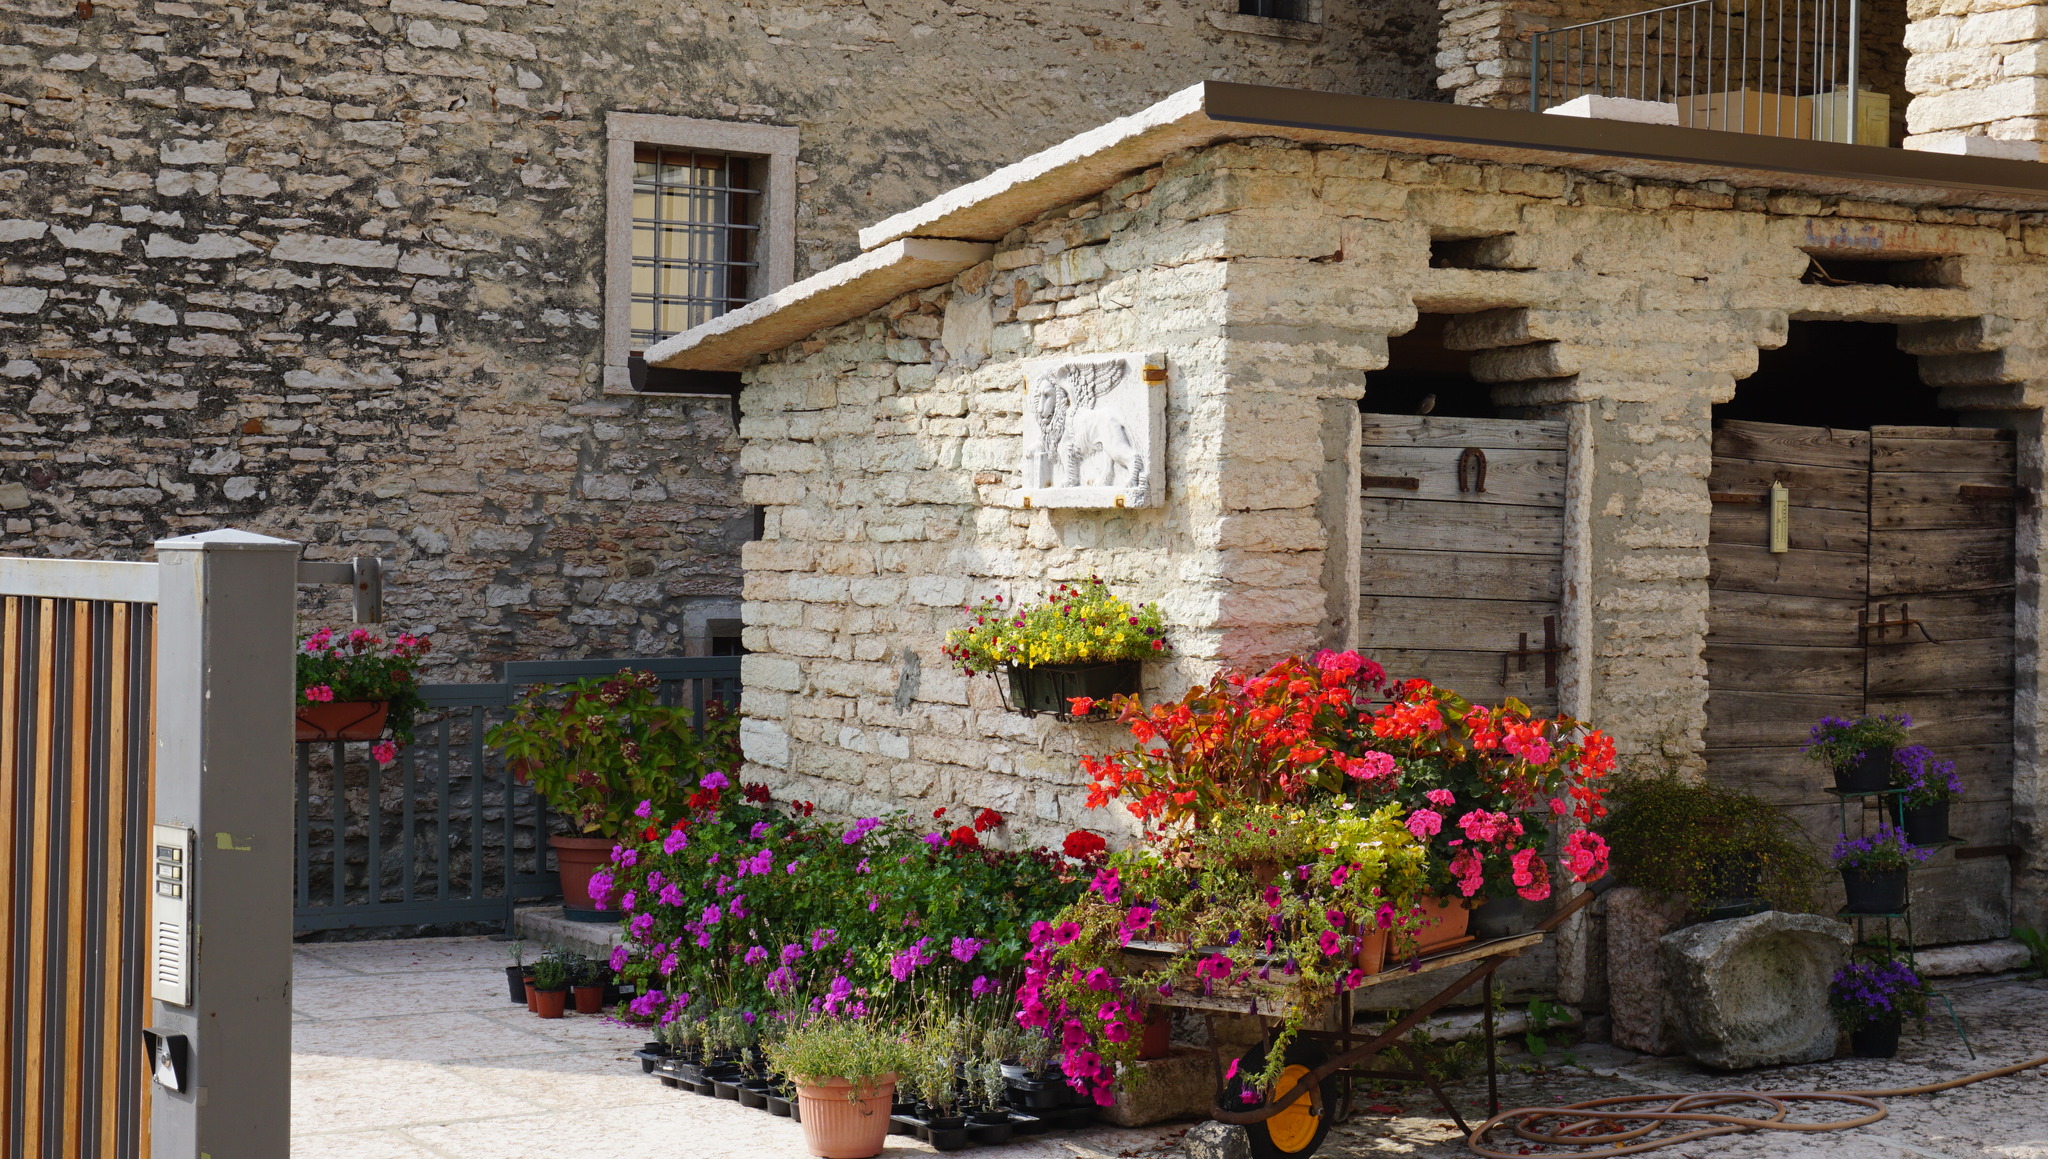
<box><xmin>513</xmin><ymin>904</ymin><xmax>624</xmax><ymax>961</ymax></box>
<box><xmin>1915</xmin><ymin>938</ymin><xmax>2032</xmax><ymax>977</ymax></box>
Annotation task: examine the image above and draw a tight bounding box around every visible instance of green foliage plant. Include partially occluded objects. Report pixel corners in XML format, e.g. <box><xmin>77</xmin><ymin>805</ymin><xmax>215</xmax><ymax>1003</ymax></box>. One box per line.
<box><xmin>484</xmin><ymin>669</ymin><xmax>741</xmax><ymax>837</ymax></box>
<box><xmin>2014</xmin><ymin>927</ymin><xmax>2048</xmax><ymax>978</ymax></box>
<box><xmin>530</xmin><ymin>954</ymin><xmax>571</xmax><ymax>992</ymax></box>
<box><xmin>942</xmin><ymin>577</ymin><xmax>1166</xmax><ymax>675</ymax></box>
<box><xmin>1596</xmin><ymin>768</ymin><xmax>1820</xmax><ymax>919</ymax></box>
<box><xmin>764</xmin><ymin>1016</ymin><xmax>912</xmax><ymax>1101</ymax></box>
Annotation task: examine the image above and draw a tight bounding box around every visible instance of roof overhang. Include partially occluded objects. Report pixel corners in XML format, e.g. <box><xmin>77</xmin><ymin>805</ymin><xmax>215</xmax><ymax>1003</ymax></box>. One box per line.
<box><xmin>649</xmin><ymin>81</ymin><xmax>2048</xmax><ymax>371</ymax></box>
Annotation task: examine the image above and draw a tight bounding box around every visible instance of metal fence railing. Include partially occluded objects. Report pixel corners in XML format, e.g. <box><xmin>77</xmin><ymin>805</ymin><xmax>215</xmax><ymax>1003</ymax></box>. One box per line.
<box><xmin>1530</xmin><ymin>0</ymin><xmax>1879</xmax><ymax>144</ymax></box>
<box><xmin>293</xmin><ymin>656</ymin><xmax>741</xmax><ymax>935</ymax></box>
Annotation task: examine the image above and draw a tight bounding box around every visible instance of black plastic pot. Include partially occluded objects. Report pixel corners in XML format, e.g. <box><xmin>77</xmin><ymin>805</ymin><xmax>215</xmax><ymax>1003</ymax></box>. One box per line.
<box><xmin>968</xmin><ymin>1112</ymin><xmax>1015</xmax><ymax>1145</ymax></box>
<box><xmin>674</xmin><ymin>1062</ymin><xmax>706</xmax><ymax>1084</ymax></box>
<box><xmin>1469</xmin><ymin>896</ymin><xmax>1526</xmax><ymax>939</ymax></box>
<box><xmin>1833</xmin><ymin>746</ymin><xmax>1895</xmax><ymax>794</ymax></box>
<box><xmin>766</xmin><ymin>1094</ymin><xmax>791</xmax><ymax>1117</ymax></box>
<box><xmin>927</xmin><ymin>1114</ymin><xmax>966</xmax><ymax>1130</ymax></box>
<box><xmin>691</xmin><ymin>1079</ymin><xmax>717</xmax><ymax>1096</ymax></box>
<box><xmin>505</xmin><ymin>966</ymin><xmax>528</xmax><ymax>1003</ymax></box>
<box><xmin>1850</xmin><ymin>1018</ymin><xmax>1902</xmax><ymax>1058</ymax></box>
<box><xmin>928</xmin><ymin>1127</ymin><xmax>970</xmax><ymax>1152</ymax></box>
<box><xmin>737</xmin><ymin>1087</ymin><xmax>768</xmax><ymax>1110</ymax></box>
<box><xmin>1902</xmin><ymin>801</ymin><xmax>1950</xmax><ymax>846</ymax></box>
<box><xmin>999</xmin><ymin>661</ymin><xmax>1140</xmax><ymax>721</ymax></box>
<box><xmin>1841</xmin><ymin>867</ymin><xmax>1909</xmax><ymax>915</ymax></box>
<box><xmin>712</xmin><ymin>1079</ymin><xmax>741</xmax><ymax>1100</ymax></box>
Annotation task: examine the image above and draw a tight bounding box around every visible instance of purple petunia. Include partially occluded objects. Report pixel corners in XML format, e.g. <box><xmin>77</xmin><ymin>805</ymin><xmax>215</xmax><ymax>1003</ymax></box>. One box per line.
<box><xmin>950</xmin><ymin>936</ymin><xmax>984</xmax><ymax>963</ymax></box>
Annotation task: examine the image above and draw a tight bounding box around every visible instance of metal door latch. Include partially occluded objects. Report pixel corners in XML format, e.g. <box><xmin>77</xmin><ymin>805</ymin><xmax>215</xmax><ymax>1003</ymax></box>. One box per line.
<box><xmin>1501</xmin><ymin>614</ymin><xmax>1569</xmax><ymax>687</ymax></box>
<box><xmin>296</xmin><ymin>555</ymin><xmax>387</xmax><ymax>623</ymax></box>
<box><xmin>1859</xmin><ymin>603</ymin><xmax>1938</xmax><ymax>645</ymax></box>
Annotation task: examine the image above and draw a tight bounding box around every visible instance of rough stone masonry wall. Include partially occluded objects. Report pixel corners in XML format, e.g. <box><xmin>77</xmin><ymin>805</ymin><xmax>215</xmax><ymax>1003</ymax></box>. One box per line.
<box><xmin>736</xmin><ymin>136</ymin><xmax>2048</xmax><ymax>931</ymax></box>
<box><xmin>0</xmin><ymin>0</ymin><xmax>1441</xmax><ymax>674</ymax></box>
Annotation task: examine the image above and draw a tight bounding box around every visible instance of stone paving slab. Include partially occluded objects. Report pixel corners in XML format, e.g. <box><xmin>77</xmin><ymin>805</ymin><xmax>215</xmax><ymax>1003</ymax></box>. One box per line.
<box><xmin>292</xmin><ymin>936</ymin><xmax>2048</xmax><ymax>1159</ymax></box>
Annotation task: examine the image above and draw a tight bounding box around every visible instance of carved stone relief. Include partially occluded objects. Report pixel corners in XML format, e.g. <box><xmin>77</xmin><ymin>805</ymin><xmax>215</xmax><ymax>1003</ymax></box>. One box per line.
<box><xmin>1017</xmin><ymin>352</ymin><xmax>1166</xmax><ymax>509</ymax></box>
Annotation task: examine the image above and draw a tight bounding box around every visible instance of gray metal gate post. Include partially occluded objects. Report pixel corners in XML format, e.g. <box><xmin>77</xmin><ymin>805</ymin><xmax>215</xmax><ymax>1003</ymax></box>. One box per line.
<box><xmin>150</xmin><ymin>530</ymin><xmax>299</xmax><ymax>1158</ymax></box>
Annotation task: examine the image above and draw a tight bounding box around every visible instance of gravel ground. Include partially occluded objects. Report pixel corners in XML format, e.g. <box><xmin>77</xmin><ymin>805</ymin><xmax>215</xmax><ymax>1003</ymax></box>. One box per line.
<box><xmin>290</xmin><ymin>936</ymin><xmax>2048</xmax><ymax>1159</ymax></box>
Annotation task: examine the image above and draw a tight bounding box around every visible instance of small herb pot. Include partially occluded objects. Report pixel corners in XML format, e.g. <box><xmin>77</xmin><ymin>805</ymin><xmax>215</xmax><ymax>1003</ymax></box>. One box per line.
<box><xmin>926</xmin><ymin>1114</ymin><xmax>966</xmax><ymax>1131</ymax></box>
<box><xmin>1833</xmin><ymin>746</ymin><xmax>1895</xmax><ymax>794</ymax></box>
<box><xmin>571</xmin><ymin>984</ymin><xmax>605</xmax><ymax>1015</ymax></box>
<box><xmin>712</xmin><ymin>1079</ymin><xmax>742</xmax><ymax>1100</ymax></box>
<box><xmin>766</xmin><ymin>1094</ymin><xmax>793</xmax><ymax>1117</ymax></box>
<box><xmin>533</xmin><ymin>987</ymin><xmax>568</xmax><ymax>1019</ymax></box>
<box><xmin>674</xmin><ymin>1061</ymin><xmax>706</xmax><ymax>1084</ymax></box>
<box><xmin>927</xmin><ymin>1126</ymin><xmax>970</xmax><ymax>1152</ymax></box>
<box><xmin>504</xmin><ymin>966</ymin><xmax>528</xmax><ymax>1004</ymax></box>
<box><xmin>1840</xmin><ymin>867</ymin><xmax>1909</xmax><ymax>915</ymax></box>
<box><xmin>1902</xmin><ymin>801</ymin><xmax>1950</xmax><ymax>847</ymax></box>
<box><xmin>692</xmin><ymin>1079</ymin><xmax>718</xmax><ymax>1096</ymax></box>
<box><xmin>523</xmin><ymin>979</ymin><xmax>537</xmax><ymax>1012</ymax></box>
<box><xmin>967</xmin><ymin>1111</ymin><xmax>1015</xmax><ymax>1145</ymax></box>
<box><xmin>1849</xmin><ymin>1017</ymin><xmax>1902</xmax><ymax>1058</ymax></box>
<box><xmin>737</xmin><ymin>1085</ymin><xmax>769</xmax><ymax>1111</ymax></box>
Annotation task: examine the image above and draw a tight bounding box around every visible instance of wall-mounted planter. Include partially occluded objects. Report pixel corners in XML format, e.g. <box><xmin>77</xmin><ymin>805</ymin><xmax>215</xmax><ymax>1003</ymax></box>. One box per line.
<box><xmin>294</xmin><ymin>700</ymin><xmax>389</xmax><ymax>742</ymax></box>
<box><xmin>999</xmin><ymin>661</ymin><xmax>1138</xmax><ymax>722</ymax></box>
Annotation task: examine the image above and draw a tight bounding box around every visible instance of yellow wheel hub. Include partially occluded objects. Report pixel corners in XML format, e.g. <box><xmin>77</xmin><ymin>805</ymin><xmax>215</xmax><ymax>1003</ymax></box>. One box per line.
<box><xmin>1264</xmin><ymin>1063</ymin><xmax>1318</xmax><ymax>1154</ymax></box>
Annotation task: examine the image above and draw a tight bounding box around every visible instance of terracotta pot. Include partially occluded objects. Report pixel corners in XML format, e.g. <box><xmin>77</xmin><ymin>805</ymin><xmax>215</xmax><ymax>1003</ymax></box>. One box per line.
<box><xmin>572</xmin><ymin>984</ymin><xmax>605</xmax><ymax>1014</ymax></box>
<box><xmin>524</xmin><ymin>979</ymin><xmax>537</xmax><ymax>1012</ymax></box>
<box><xmin>1398</xmin><ymin>895</ymin><xmax>1474</xmax><ymax>958</ymax></box>
<box><xmin>551</xmin><ymin>834</ymin><xmax>618</xmax><ymax>916</ymax></box>
<box><xmin>534</xmin><ymin>988</ymin><xmax>568</xmax><ymax>1019</ymax></box>
<box><xmin>295</xmin><ymin>700</ymin><xmax>390</xmax><ymax>742</ymax></box>
<box><xmin>793</xmin><ymin>1075</ymin><xmax>895</xmax><ymax>1159</ymax></box>
<box><xmin>1355</xmin><ymin>926</ymin><xmax>1390</xmax><ymax>976</ymax></box>
<box><xmin>1138</xmin><ymin>1007</ymin><xmax>1171</xmax><ymax>1061</ymax></box>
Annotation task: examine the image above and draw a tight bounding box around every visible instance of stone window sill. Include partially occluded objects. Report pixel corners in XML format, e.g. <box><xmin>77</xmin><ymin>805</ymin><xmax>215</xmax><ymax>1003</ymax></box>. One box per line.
<box><xmin>1207</xmin><ymin>11</ymin><xmax>1322</xmax><ymax>41</ymax></box>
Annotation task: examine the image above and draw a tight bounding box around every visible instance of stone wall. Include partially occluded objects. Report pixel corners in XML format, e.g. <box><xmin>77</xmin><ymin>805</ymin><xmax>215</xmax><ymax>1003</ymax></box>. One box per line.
<box><xmin>732</xmin><ymin>135</ymin><xmax>2048</xmax><ymax>933</ymax></box>
<box><xmin>0</xmin><ymin>0</ymin><xmax>1441</xmax><ymax>674</ymax></box>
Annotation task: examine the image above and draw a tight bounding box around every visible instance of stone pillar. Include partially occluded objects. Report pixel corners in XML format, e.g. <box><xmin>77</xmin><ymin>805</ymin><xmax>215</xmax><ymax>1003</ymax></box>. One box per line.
<box><xmin>1905</xmin><ymin>0</ymin><xmax>2048</xmax><ymax>160</ymax></box>
<box><xmin>1604</xmin><ymin>887</ymin><xmax>1687</xmax><ymax>1054</ymax></box>
<box><xmin>1436</xmin><ymin>0</ymin><xmax>1550</xmax><ymax>108</ymax></box>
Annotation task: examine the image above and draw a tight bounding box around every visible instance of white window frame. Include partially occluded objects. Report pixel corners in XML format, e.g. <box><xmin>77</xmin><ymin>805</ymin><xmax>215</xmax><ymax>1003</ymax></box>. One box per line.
<box><xmin>603</xmin><ymin>112</ymin><xmax>799</xmax><ymax>394</ymax></box>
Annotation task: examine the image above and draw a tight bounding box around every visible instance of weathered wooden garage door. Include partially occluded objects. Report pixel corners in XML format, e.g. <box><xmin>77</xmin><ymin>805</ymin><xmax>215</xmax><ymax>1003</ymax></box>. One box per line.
<box><xmin>1705</xmin><ymin>419</ymin><xmax>2016</xmax><ymax>942</ymax></box>
<box><xmin>1358</xmin><ymin>415</ymin><xmax>1568</xmax><ymax>714</ymax></box>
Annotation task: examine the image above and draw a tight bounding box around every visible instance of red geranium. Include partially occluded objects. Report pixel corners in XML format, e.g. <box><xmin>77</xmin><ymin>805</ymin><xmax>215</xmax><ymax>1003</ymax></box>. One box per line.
<box><xmin>973</xmin><ymin>808</ymin><xmax>1003</xmax><ymax>833</ymax></box>
<box><xmin>948</xmin><ymin>825</ymin><xmax>980</xmax><ymax>848</ymax></box>
<box><xmin>1063</xmin><ymin>830</ymin><xmax>1107</xmax><ymax>860</ymax></box>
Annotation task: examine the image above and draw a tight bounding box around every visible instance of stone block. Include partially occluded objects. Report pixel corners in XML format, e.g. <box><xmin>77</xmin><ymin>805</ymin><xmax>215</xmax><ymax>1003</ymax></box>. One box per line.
<box><xmin>1605</xmin><ymin>887</ymin><xmax>1686</xmax><ymax>1055</ymax></box>
<box><xmin>1659</xmin><ymin>910</ymin><xmax>1850</xmax><ymax>1070</ymax></box>
<box><xmin>1182</xmin><ymin>1121</ymin><xmax>1250</xmax><ymax>1159</ymax></box>
<box><xmin>1101</xmin><ymin>1047</ymin><xmax>1213</xmax><ymax>1127</ymax></box>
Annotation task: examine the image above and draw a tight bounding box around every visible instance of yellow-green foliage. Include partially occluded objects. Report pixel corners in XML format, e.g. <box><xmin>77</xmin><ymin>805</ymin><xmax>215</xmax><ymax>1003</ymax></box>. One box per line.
<box><xmin>942</xmin><ymin>578</ymin><xmax>1166</xmax><ymax>673</ymax></box>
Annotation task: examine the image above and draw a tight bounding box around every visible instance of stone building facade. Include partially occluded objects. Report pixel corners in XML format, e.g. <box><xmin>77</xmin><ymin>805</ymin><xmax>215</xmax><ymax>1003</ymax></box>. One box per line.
<box><xmin>0</xmin><ymin>0</ymin><xmax>1439</xmax><ymax>673</ymax></box>
<box><xmin>653</xmin><ymin>87</ymin><xmax>2048</xmax><ymax>949</ymax></box>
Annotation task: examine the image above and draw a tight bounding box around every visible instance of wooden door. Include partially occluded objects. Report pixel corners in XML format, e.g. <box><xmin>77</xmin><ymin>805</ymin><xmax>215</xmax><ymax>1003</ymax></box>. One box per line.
<box><xmin>1705</xmin><ymin>420</ymin><xmax>2016</xmax><ymax>943</ymax></box>
<box><xmin>1358</xmin><ymin>415</ymin><xmax>1568</xmax><ymax>714</ymax></box>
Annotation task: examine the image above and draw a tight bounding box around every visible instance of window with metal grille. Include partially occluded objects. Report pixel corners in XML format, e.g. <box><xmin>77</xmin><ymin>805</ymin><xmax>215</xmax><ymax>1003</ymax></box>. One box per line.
<box><xmin>1237</xmin><ymin>0</ymin><xmax>1308</xmax><ymax>19</ymax></box>
<box><xmin>629</xmin><ymin>147</ymin><xmax>759</xmax><ymax>349</ymax></box>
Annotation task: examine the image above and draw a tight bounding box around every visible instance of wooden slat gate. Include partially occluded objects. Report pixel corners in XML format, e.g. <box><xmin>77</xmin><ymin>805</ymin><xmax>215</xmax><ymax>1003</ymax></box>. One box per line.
<box><xmin>1706</xmin><ymin>419</ymin><xmax>2016</xmax><ymax>942</ymax></box>
<box><xmin>1358</xmin><ymin>415</ymin><xmax>1570</xmax><ymax>714</ymax></box>
<box><xmin>0</xmin><ymin>593</ymin><xmax>155</xmax><ymax>1156</ymax></box>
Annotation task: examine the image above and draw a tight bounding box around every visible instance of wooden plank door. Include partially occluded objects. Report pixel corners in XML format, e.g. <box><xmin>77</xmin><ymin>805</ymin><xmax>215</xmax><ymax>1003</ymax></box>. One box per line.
<box><xmin>1705</xmin><ymin>420</ymin><xmax>2017</xmax><ymax>943</ymax></box>
<box><xmin>1865</xmin><ymin>425</ymin><xmax>2016</xmax><ymax>943</ymax></box>
<box><xmin>1358</xmin><ymin>415</ymin><xmax>1568</xmax><ymax>714</ymax></box>
<box><xmin>1704</xmin><ymin>421</ymin><xmax>1870</xmax><ymax>806</ymax></box>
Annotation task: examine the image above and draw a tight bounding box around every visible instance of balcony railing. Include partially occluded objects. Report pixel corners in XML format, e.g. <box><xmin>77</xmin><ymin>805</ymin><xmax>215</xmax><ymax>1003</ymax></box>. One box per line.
<box><xmin>1529</xmin><ymin>0</ymin><xmax>1882</xmax><ymax>145</ymax></box>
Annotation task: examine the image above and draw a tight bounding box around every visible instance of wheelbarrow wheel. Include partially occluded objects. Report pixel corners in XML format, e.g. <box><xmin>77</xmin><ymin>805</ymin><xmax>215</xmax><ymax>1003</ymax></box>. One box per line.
<box><xmin>1219</xmin><ymin>1039</ymin><xmax>1336</xmax><ymax>1159</ymax></box>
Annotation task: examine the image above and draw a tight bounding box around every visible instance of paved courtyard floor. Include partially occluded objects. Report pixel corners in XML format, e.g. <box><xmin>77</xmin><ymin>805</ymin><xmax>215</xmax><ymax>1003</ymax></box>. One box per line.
<box><xmin>292</xmin><ymin>936</ymin><xmax>2048</xmax><ymax>1159</ymax></box>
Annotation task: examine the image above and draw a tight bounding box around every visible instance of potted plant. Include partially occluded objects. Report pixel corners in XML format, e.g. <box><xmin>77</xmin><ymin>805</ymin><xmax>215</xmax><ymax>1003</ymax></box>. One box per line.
<box><xmin>942</xmin><ymin>577</ymin><xmax>1166</xmax><ymax>721</ymax></box>
<box><xmin>504</xmin><ymin>940</ymin><xmax>528</xmax><ymax>1004</ymax></box>
<box><xmin>485</xmin><ymin>668</ymin><xmax>739</xmax><ymax>920</ymax></box>
<box><xmin>1833</xmin><ymin>825</ymin><xmax>1930</xmax><ymax>915</ymax></box>
<box><xmin>530</xmin><ymin>953</ymin><xmax>571</xmax><ymax>1019</ymax></box>
<box><xmin>1805</xmin><ymin>713</ymin><xmax>1912</xmax><ymax>794</ymax></box>
<box><xmin>294</xmin><ymin>627</ymin><xmax>430</xmax><ymax>759</ymax></box>
<box><xmin>765</xmin><ymin>1016</ymin><xmax>909</xmax><ymax>1159</ymax></box>
<box><xmin>1596</xmin><ymin>767</ymin><xmax>1820</xmax><ymax>921</ymax></box>
<box><xmin>1830</xmin><ymin>955</ymin><xmax>1926</xmax><ymax>1058</ymax></box>
<box><xmin>571</xmin><ymin>957</ymin><xmax>607</xmax><ymax>1014</ymax></box>
<box><xmin>1893</xmin><ymin>745</ymin><xmax>1961</xmax><ymax>846</ymax></box>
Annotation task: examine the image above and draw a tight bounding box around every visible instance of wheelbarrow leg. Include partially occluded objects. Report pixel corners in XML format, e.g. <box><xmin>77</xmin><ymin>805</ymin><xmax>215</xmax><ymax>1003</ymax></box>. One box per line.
<box><xmin>1484</xmin><ymin>964</ymin><xmax>1499</xmax><ymax>1116</ymax></box>
<box><xmin>1399</xmin><ymin>1044</ymin><xmax>1471</xmax><ymax>1136</ymax></box>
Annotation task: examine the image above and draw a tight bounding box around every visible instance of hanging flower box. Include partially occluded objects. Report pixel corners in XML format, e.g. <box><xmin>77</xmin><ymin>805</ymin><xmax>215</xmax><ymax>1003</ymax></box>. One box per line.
<box><xmin>294</xmin><ymin>700</ymin><xmax>391</xmax><ymax>742</ymax></box>
<box><xmin>998</xmin><ymin>660</ymin><xmax>1140</xmax><ymax>722</ymax></box>
<box><xmin>944</xmin><ymin>578</ymin><xmax>1167</xmax><ymax>722</ymax></box>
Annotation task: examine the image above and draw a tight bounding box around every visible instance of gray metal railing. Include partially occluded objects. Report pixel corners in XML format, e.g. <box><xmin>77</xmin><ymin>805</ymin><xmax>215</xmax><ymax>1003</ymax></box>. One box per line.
<box><xmin>1530</xmin><ymin>0</ymin><xmax>1870</xmax><ymax>144</ymax></box>
<box><xmin>292</xmin><ymin>656</ymin><xmax>741</xmax><ymax>934</ymax></box>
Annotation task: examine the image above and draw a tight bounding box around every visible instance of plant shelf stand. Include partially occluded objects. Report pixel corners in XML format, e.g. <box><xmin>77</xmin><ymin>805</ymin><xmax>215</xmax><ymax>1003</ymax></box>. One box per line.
<box><xmin>1129</xmin><ymin>886</ymin><xmax>1603</xmax><ymax>1155</ymax></box>
<box><xmin>1828</xmin><ymin>786</ymin><xmax>1974</xmax><ymax>1057</ymax></box>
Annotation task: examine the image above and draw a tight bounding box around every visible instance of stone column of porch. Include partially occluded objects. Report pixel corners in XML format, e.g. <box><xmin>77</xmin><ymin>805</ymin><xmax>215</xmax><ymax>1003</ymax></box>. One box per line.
<box><xmin>1905</xmin><ymin>0</ymin><xmax>2048</xmax><ymax>160</ymax></box>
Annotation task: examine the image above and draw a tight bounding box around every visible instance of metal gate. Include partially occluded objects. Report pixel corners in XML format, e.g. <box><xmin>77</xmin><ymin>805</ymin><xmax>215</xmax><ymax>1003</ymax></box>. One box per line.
<box><xmin>293</xmin><ymin>656</ymin><xmax>741</xmax><ymax>934</ymax></box>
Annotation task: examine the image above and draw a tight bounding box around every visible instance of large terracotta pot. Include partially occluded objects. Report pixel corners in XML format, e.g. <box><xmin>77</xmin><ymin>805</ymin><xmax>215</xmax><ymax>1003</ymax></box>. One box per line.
<box><xmin>1398</xmin><ymin>895</ymin><xmax>1474</xmax><ymax>958</ymax></box>
<box><xmin>295</xmin><ymin>700</ymin><xmax>389</xmax><ymax>741</ymax></box>
<box><xmin>1355</xmin><ymin>926</ymin><xmax>1390</xmax><ymax>976</ymax></box>
<box><xmin>550</xmin><ymin>834</ymin><xmax>618</xmax><ymax>920</ymax></box>
<box><xmin>793</xmin><ymin>1075</ymin><xmax>895</xmax><ymax>1159</ymax></box>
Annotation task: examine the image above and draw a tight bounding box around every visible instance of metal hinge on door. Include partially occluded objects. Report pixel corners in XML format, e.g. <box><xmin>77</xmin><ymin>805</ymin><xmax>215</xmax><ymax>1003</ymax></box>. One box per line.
<box><xmin>1501</xmin><ymin>614</ymin><xmax>1569</xmax><ymax>687</ymax></box>
<box><xmin>1859</xmin><ymin>603</ymin><xmax>1938</xmax><ymax>645</ymax></box>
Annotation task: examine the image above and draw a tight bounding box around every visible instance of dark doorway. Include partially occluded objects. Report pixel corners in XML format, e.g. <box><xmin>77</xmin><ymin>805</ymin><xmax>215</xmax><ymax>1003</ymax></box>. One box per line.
<box><xmin>1714</xmin><ymin>320</ymin><xmax>1955</xmax><ymax>430</ymax></box>
<box><xmin>1363</xmin><ymin>313</ymin><xmax>1497</xmax><ymax>418</ymax></box>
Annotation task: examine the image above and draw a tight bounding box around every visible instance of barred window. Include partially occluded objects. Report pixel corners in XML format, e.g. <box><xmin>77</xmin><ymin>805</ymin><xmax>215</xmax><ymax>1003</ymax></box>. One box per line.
<box><xmin>629</xmin><ymin>147</ymin><xmax>759</xmax><ymax>349</ymax></box>
<box><xmin>1238</xmin><ymin>0</ymin><xmax>1310</xmax><ymax>19</ymax></box>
